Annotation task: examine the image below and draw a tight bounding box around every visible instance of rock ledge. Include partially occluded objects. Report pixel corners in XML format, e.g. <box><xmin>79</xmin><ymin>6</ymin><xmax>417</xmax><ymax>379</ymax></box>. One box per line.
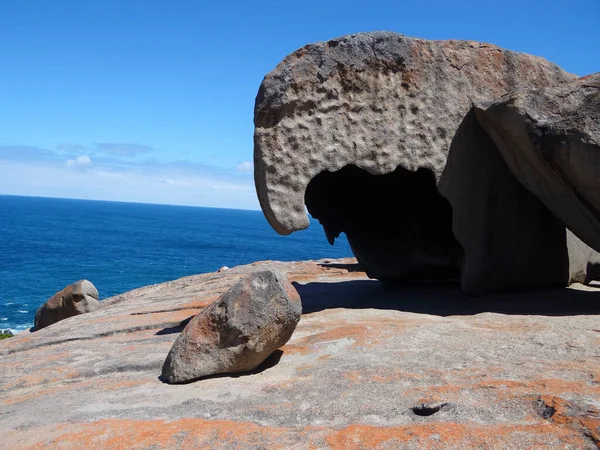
<box><xmin>2</xmin><ymin>258</ymin><xmax>599</xmax><ymax>448</ymax></box>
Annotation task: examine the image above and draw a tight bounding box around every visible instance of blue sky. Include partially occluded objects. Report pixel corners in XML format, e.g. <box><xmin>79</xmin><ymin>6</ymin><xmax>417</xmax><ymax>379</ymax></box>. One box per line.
<box><xmin>1</xmin><ymin>0</ymin><xmax>598</xmax><ymax>209</ymax></box>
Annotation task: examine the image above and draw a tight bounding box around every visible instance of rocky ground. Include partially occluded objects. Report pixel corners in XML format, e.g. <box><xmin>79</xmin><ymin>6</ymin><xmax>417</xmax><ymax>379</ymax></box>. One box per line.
<box><xmin>1</xmin><ymin>258</ymin><xmax>599</xmax><ymax>449</ymax></box>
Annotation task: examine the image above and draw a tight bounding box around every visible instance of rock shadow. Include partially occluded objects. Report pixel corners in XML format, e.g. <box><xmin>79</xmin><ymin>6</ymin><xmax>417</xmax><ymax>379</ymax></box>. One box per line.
<box><xmin>155</xmin><ymin>316</ymin><xmax>194</xmax><ymax>335</ymax></box>
<box><xmin>438</xmin><ymin>109</ymin><xmax>569</xmax><ymax>294</ymax></box>
<box><xmin>157</xmin><ymin>350</ymin><xmax>284</xmax><ymax>384</ymax></box>
<box><xmin>305</xmin><ymin>164</ymin><xmax>463</xmax><ymax>282</ymax></box>
<box><xmin>294</xmin><ymin>280</ymin><xmax>600</xmax><ymax>317</ymax></box>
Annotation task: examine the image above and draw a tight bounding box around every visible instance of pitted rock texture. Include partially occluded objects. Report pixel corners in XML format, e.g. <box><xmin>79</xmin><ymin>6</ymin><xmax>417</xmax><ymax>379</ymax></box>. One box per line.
<box><xmin>474</xmin><ymin>73</ymin><xmax>600</xmax><ymax>252</ymax></box>
<box><xmin>2</xmin><ymin>258</ymin><xmax>599</xmax><ymax>449</ymax></box>
<box><xmin>254</xmin><ymin>31</ymin><xmax>576</xmax><ymax>235</ymax></box>
<box><xmin>162</xmin><ymin>269</ymin><xmax>302</xmax><ymax>383</ymax></box>
<box><xmin>33</xmin><ymin>279</ymin><xmax>100</xmax><ymax>330</ymax></box>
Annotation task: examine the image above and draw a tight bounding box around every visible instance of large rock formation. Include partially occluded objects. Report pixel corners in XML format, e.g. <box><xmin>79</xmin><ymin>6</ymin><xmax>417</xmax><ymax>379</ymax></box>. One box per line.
<box><xmin>254</xmin><ymin>32</ymin><xmax>576</xmax><ymax>293</ymax></box>
<box><xmin>474</xmin><ymin>73</ymin><xmax>600</xmax><ymax>252</ymax></box>
<box><xmin>2</xmin><ymin>259</ymin><xmax>599</xmax><ymax>448</ymax></box>
<box><xmin>254</xmin><ymin>31</ymin><xmax>575</xmax><ymax>234</ymax></box>
<box><xmin>162</xmin><ymin>269</ymin><xmax>302</xmax><ymax>383</ymax></box>
<box><xmin>34</xmin><ymin>279</ymin><xmax>100</xmax><ymax>330</ymax></box>
<box><xmin>255</xmin><ymin>33</ymin><xmax>600</xmax><ymax>294</ymax></box>
<box><xmin>254</xmin><ymin>31</ymin><xmax>579</xmax><ymax>293</ymax></box>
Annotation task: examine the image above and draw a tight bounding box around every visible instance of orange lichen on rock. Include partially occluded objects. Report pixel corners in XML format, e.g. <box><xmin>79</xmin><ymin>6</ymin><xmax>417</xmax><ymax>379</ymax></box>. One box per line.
<box><xmin>408</xmin><ymin>378</ymin><xmax>600</xmax><ymax>403</ymax></box>
<box><xmin>5</xmin><ymin>366</ymin><xmax>80</xmax><ymax>390</ymax></box>
<box><xmin>537</xmin><ymin>395</ymin><xmax>600</xmax><ymax>444</ymax></box>
<box><xmin>10</xmin><ymin>417</ymin><xmax>597</xmax><ymax>450</ymax></box>
<box><xmin>3</xmin><ymin>378</ymin><xmax>150</xmax><ymax>406</ymax></box>
<box><xmin>26</xmin><ymin>419</ymin><xmax>322</xmax><ymax>450</ymax></box>
<box><xmin>2</xmin><ymin>257</ymin><xmax>599</xmax><ymax>449</ymax></box>
<box><xmin>325</xmin><ymin>422</ymin><xmax>592</xmax><ymax>449</ymax></box>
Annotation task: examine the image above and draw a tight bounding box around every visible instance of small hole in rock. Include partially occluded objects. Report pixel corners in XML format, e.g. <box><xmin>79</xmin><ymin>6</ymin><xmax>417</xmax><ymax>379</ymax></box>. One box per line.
<box><xmin>412</xmin><ymin>402</ymin><xmax>449</xmax><ymax>417</ymax></box>
<box><xmin>536</xmin><ymin>397</ymin><xmax>557</xmax><ymax>420</ymax></box>
<box><xmin>541</xmin><ymin>405</ymin><xmax>556</xmax><ymax>420</ymax></box>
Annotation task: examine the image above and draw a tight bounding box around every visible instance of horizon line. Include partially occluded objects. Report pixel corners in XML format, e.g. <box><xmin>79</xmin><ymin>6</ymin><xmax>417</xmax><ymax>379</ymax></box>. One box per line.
<box><xmin>0</xmin><ymin>193</ymin><xmax>263</xmax><ymax>213</ymax></box>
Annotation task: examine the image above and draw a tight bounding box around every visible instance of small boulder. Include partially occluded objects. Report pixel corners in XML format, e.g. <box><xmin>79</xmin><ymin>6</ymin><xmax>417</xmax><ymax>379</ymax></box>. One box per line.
<box><xmin>161</xmin><ymin>269</ymin><xmax>302</xmax><ymax>383</ymax></box>
<box><xmin>34</xmin><ymin>280</ymin><xmax>100</xmax><ymax>331</ymax></box>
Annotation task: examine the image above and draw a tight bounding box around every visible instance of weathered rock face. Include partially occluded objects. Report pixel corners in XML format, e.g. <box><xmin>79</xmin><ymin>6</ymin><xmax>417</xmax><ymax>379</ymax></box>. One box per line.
<box><xmin>33</xmin><ymin>279</ymin><xmax>100</xmax><ymax>330</ymax></box>
<box><xmin>439</xmin><ymin>110</ymin><xmax>569</xmax><ymax>294</ymax></box>
<box><xmin>567</xmin><ymin>230</ymin><xmax>600</xmax><ymax>285</ymax></box>
<box><xmin>162</xmin><ymin>269</ymin><xmax>302</xmax><ymax>383</ymax></box>
<box><xmin>254</xmin><ymin>32</ymin><xmax>577</xmax><ymax>292</ymax></box>
<box><xmin>474</xmin><ymin>73</ymin><xmax>600</xmax><ymax>252</ymax></box>
<box><xmin>2</xmin><ymin>259</ymin><xmax>599</xmax><ymax>448</ymax></box>
<box><xmin>254</xmin><ymin>31</ymin><xmax>575</xmax><ymax>235</ymax></box>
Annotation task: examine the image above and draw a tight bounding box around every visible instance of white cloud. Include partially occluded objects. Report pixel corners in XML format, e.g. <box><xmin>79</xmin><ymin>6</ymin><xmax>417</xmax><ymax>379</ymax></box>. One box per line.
<box><xmin>65</xmin><ymin>155</ymin><xmax>92</xmax><ymax>167</ymax></box>
<box><xmin>94</xmin><ymin>143</ymin><xmax>154</xmax><ymax>157</ymax></box>
<box><xmin>236</xmin><ymin>161</ymin><xmax>253</xmax><ymax>172</ymax></box>
<box><xmin>57</xmin><ymin>142</ymin><xmax>156</xmax><ymax>158</ymax></box>
<box><xmin>0</xmin><ymin>144</ymin><xmax>260</xmax><ymax>210</ymax></box>
<box><xmin>0</xmin><ymin>159</ymin><xmax>259</xmax><ymax>210</ymax></box>
<box><xmin>57</xmin><ymin>143</ymin><xmax>87</xmax><ymax>152</ymax></box>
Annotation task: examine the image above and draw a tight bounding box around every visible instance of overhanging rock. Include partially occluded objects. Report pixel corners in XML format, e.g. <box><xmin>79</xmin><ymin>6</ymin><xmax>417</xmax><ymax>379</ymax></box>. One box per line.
<box><xmin>254</xmin><ymin>32</ymin><xmax>575</xmax><ymax>234</ymax></box>
<box><xmin>254</xmin><ymin>32</ymin><xmax>581</xmax><ymax>293</ymax></box>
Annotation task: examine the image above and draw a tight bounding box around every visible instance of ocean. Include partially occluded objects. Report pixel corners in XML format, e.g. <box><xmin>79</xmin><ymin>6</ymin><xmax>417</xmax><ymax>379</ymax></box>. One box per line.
<box><xmin>0</xmin><ymin>195</ymin><xmax>352</xmax><ymax>333</ymax></box>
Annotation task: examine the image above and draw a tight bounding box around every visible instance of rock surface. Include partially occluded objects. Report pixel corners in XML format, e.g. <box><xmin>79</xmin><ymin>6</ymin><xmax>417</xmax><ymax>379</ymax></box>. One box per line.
<box><xmin>33</xmin><ymin>279</ymin><xmax>100</xmax><ymax>330</ymax></box>
<box><xmin>2</xmin><ymin>258</ymin><xmax>599</xmax><ymax>448</ymax></box>
<box><xmin>254</xmin><ymin>31</ymin><xmax>575</xmax><ymax>235</ymax></box>
<box><xmin>474</xmin><ymin>73</ymin><xmax>600</xmax><ymax>252</ymax></box>
<box><xmin>438</xmin><ymin>110</ymin><xmax>568</xmax><ymax>294</ymax></box>
<box><xmin>254</xmin><ymin>32</ymin><xmax>577</xmax><ymax>292</ymax></box>
<box><xmin>162</xmin><ymin>269</ymin><xmax>302</xmax><ymax>383</ymax></box>
<box><xmin>568</xmin><ymin>230</ymin><xmax>600</xmax><ymax>285</ymax></box>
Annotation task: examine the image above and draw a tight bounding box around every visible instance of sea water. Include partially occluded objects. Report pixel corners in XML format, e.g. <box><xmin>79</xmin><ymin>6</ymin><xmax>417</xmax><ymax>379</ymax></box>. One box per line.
<box><xmin>0</xmin><ymin>195</ymin><xmax>351</xmax><ymax>332</ymax></box>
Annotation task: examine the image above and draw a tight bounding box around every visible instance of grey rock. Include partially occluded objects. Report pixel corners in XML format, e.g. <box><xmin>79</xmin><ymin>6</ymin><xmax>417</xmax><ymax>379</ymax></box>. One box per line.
<box><xmin>439</xmin><ymin>111</ymin><xmax>569</xmax><ymax>294</ymax></box>
<box><xmin>254</xmin><ymin>31</ymin><xmax>575</xmax><ymax>235</ymax></box>
<box><xmin>567</xmin><ymin>229</ymin><xmax>600</xmax><ymax>285</ymax></box>
<box><xmin>254</xmin><ymin>32</ymin><xmax>576</xmax><ymax>292</ymax></box>
<box><xmin>34</xmin><ymin>279</ymin><xmax>100</xmax><ymax>330</ymax></box>
<box><xmin>2</xmin><ymin>258</ymin><xmax>599</xmax><ymax>448</ymax></box>
<box><xmin>161</xmin><ymin>269</ymin><xmax>302</xmax><ymax>383</ymax></box>
<box><xmin>474</xmin><ymin>73</ymin><xmax>600</xmax><ymax>252</ymax></box>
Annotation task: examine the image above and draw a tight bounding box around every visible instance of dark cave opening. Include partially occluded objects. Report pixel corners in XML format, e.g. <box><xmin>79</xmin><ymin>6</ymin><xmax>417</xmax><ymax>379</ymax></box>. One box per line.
<box><xmin>305</xmin><ymin>164</ymin><xmax>463</xmax><ymax>282</ymax></box>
